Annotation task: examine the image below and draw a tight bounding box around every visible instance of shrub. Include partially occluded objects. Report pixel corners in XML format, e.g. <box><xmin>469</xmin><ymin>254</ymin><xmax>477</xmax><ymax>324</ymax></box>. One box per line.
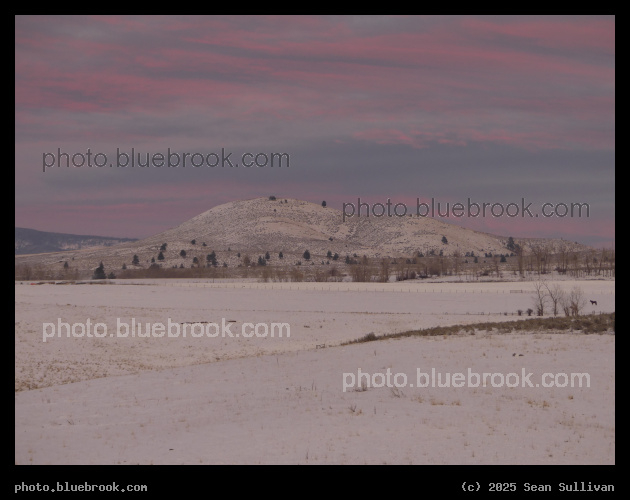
<box><xmin>361</xmin><ymin>332</ymin><xmax>377</xmax><ymax>342</ymax></box>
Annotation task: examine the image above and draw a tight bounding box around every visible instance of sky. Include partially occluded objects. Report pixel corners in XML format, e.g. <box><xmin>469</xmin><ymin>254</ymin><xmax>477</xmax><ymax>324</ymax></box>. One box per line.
<box><xmin>15</xmin><ymin>15</ymin><xmax>615</xmax><ymax>247</ymax></box>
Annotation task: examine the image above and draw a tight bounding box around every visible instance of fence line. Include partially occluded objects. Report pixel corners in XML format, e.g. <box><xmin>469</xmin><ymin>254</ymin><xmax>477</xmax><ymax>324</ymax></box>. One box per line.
<box><xmin>154</xmin><ymin>282</ymin><xmax>533</xmax><ymax>293</ymax></box>
<box><xmin>23</xmin><ymin>280</ymin><xmax>615</xmax><ymax>295</ymax></box>
<box><xmin>101</xmin><ymin>281</ymin><xmax>614</xmax><ymax>294</ymax></box>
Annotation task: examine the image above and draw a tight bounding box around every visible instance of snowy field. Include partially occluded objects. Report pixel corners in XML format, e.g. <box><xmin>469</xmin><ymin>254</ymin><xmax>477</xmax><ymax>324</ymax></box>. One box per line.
<box><xmin>15</xmin><ymin>279</ymin><xmax>615</xmax><ymax>464</ymax></box>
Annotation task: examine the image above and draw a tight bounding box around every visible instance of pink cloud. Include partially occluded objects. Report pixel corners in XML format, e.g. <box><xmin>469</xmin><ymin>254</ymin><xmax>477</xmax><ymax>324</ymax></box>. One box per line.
<box><xmin>15</xmin><ymin>16</ymin><xmax>614</xmax><ymax>245</ymax></box>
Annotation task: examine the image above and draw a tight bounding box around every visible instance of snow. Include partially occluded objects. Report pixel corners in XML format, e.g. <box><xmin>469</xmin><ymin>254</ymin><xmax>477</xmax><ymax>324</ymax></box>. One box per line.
<box><xmin>15</xmin><ymin>279</ymin><xmax>614</xmax><ymax>464</ymax></box>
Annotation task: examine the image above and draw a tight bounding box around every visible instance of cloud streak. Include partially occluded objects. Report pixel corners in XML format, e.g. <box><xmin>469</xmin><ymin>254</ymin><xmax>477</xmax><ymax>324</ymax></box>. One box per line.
<box><xmin>15</xmin><ymin>15</ymin><xmax>614</xmax><ymax>247</ymax></box>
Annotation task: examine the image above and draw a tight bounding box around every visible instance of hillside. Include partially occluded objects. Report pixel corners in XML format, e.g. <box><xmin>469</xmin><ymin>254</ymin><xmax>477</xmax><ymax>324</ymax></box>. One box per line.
<box><xmin>15</xmin><ymin>227</ymin><xmax>137</xmax><ymax>255</ymax></box>
<box><xmin>14</xmin><ymin>197</ymin><xmax>589</xmax><ymax>277</ymax></box>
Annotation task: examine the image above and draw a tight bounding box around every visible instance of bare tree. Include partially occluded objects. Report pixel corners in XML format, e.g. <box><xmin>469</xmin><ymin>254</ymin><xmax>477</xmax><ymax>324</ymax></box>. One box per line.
<box><xmin>514</xmin><ymin>242</ymin><xmax>525</xmax><ymax>277</ymax></box>
<box><xmin>15</xmin><ymin>264</ymin><xmax>32</xmax><ymax>280</ymax></box>
<box><xmin>584</xmin><ymin>249</ymin><xmax>596</xmax><ymax>276</ymax></box>
<box><xmin>555</xmin><ymin>241</ymin><xmax>569</xmax><ymax>274</ymax></box>
<box><xmin>543</xmin><ymin>282</ymin><xmax>564</xmax><ymax>317</ymax></box>
<box><xmin>597</xmin><ymin>248</ymin><xmax>606</xmax><ymax>276</ymax></box>
<box><xmin>351</xmin><ymin>255</ymin><xmax>372</xmax><ymax>282</ymax></box>
<box><xmin>492</xmin><ymin>255</ymin><xmax>500</xmax><ymax>277</ymax></box>
<box><xmin>607</xmin><ymin>248</ymin><xmax>615</xmax><ymax>277</ymax></box>
<box><xmin>378</xmin><ymin>258</ymin><xmax>390</xmax><ymax>283</ymax></box>
<box><xmin>529</xmin><ymin>243</ymin><xmax>551</xmax><ymax>275</ymax></box>
<box><xmin>289</xmin><ymin>267</ymin><xmax>304</xmax><ymax>282</ymax></box>
<box><xmin>452</xmin><ymin>249</ymin><xmax>461</xmax><ymax>276</ymax></box>
<box><xmin>567</xmin><ymin>285</ymin><xmax>587</xmax><ymax>316</ymax></box>
<box><xmin>568</xmin><ymin>252</ymin><xmax>581</xmax><ymax>277</ymax></box>
<box><xmin>532</xmin><ymin>280</ymin><xmax>548</xmax><ymax>316</ymax></box>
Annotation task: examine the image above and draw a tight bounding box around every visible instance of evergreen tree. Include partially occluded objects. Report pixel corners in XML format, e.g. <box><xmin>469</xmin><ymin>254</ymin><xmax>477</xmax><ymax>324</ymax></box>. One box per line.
<box><xmin>92</xmin><ymin>262</ymin><xmax>106</xmax><ymax>280</ymax></box>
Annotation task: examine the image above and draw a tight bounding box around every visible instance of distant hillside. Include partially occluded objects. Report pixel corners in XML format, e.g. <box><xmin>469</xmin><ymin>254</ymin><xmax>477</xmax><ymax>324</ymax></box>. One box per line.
<box><xmin>15</xmin><ymin>227</ymin><xmax>137</xmax><ymax>255</ymax></box>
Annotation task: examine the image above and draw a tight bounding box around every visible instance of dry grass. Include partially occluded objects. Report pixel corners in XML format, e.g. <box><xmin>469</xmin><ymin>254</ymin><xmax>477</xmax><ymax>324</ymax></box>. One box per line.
<box><xmin>343</xmin><ymin>312</ymin><xmax>615</xmax><ymax>345</ymax></box>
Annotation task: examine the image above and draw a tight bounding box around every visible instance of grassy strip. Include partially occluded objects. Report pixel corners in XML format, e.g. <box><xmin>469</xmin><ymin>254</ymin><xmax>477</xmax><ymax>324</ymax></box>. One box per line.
<box><xmin>344</xmin><ymin>312</ymin><xmax>615</xmax><ymax>345</ymax></box>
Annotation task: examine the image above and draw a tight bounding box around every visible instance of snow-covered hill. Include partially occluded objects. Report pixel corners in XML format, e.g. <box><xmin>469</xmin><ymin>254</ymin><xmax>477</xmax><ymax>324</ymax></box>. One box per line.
<box><xmin>14</xmin><ymin>197</ymin><xmax>589</xmax><ymax>277</ymax></box>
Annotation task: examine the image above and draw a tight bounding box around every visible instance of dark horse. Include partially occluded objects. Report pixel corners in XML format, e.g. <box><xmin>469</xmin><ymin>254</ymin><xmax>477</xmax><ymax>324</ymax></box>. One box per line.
<box><xmin>590</xmin><ymin>300</ymin><xmax>598</xmax><ymax>306</ymax></box>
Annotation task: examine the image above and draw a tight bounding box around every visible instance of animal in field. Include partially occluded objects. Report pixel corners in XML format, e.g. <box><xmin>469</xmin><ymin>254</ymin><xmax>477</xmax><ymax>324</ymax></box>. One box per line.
<box><xmin>590</xmin><ymin>300</ymin><xmax>597</xmax><ymax>306</ymax></box>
